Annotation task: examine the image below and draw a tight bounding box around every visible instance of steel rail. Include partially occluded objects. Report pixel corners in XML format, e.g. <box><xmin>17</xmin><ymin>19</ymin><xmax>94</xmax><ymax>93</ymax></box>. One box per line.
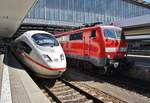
<box><xmin>60</xmin><ymin>78</ymin><xmax>104</xmax><ymax>103</ymax></box>
<box><xmin>40</xmin><ymin>78</ymin><xmax>104</xmax><ymax>103</ymax></box>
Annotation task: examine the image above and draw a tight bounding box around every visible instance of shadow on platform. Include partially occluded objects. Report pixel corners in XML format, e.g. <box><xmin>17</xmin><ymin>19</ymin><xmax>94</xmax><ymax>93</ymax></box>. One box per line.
<box><xmin>3</xmin><ymin>51</ymin><xmax>24</xmax><ymax>70</ymax></box>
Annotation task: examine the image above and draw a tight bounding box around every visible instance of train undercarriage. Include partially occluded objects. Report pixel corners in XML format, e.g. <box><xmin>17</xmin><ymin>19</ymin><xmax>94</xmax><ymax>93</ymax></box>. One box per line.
<box><xmin>66</xmin><ymin>57</ymin><xmax>133</xmax><ymax>75</ymax></box>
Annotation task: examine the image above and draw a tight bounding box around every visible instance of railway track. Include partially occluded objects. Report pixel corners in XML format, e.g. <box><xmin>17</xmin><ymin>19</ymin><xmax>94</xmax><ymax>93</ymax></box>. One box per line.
<box><xmin>17</xmin><ymin>57</ymin><xmax>125</xmax><ymax>103</ymax></box>
<box><xmin>39</xmin><ymin>78</ymin><xmax>104</xmax><ymax>103</ymax></box>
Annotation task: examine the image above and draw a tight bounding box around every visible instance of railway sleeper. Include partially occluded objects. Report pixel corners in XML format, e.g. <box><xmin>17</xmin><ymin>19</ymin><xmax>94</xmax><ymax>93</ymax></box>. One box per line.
<box><xmin>53</xmin><ymin>83</ymin><xmax>66</xmax><ymax>88</ymax></box>
<box><xmin>62</xmin><ymin>95</ymin><xmax>89</xmax><ymax>103</ymax></box>
<box><xmin>58</xmin><ymin>92</ymin><xmax>82</xmax><ymax>100</ymax></box>
<box><xmin>57</xmin><ymin>92</ymin><xmax>81</xmax><ymax>100</ymax></box>
<box><xmin>50</xmin><ymin>86</ymin><xmax>70</xmax><ymax>92</ymax></box>
<box><xmin>54</xmin><ymin>89</ymin><xmax>75</xmax><ymax>96</ymax></box>
<box><xmin>71</xmin><ymin>83</ymin><xmax>95</xmax><ymax>94</ymax></box>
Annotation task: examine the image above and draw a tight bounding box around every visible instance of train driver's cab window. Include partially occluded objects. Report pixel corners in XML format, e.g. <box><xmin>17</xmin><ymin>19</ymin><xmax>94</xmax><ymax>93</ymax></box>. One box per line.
<box><xmin>69</xmin><ymin>32</ymin><xmax>83</xmax><ymax>40</ymax></box>
<box><xmin>32</xmin><ymin>33</ymin><xmax>59</xmax><ymax>47</ymax></box>
<box><xmin>104</xmin><ymin>29</ymin><xmax>116</xmax><ymax>39</ymax></box>
<box><xmin>91</xmin><ymin>30</ymin><xmax>96</xmax><ymax>38</ymax></box>
<box><xmin>16</xmin><ymin>42</ymin><xmax>32</xmax><ymax>54</ymax></box>
<box><xmin>104</xmin><ymin>29</ymin><xmax>124</xmax><ymax>40</ymax></box>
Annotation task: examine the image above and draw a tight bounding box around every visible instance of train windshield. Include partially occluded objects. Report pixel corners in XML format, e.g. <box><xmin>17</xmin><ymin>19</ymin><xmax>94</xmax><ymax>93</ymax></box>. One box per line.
<box><xmin>104</xmin><ymin>29</ymin><xmax>125</xmax><ymax>40</ymax></box>
<box><xmin>32</xmin><ymin>33</ymin><xmax>59</xmax><ymax>47</ymax></box>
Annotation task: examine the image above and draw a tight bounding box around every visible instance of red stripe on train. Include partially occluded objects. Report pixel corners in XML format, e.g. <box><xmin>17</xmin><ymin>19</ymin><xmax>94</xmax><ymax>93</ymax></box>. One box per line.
<box><xmin>15</xmin><ymin>51</ymin><xmax>65</xmax><ymax>71</ymax></box>
<box><xmin>24</xmin><ymin>54</ymin><xmax>65</xmax><ymax>71</ymax></box>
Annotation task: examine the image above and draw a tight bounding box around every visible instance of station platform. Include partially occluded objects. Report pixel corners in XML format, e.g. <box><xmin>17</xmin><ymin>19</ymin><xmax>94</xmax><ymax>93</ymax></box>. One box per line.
<box><xmin>0</xmin><ymin>52</ymin><xmax>50</xmax><ymax>103</ymax></box>
<box><xmin>123</xmin><ymin>54</ymin><xmax>150</xmax><ymax>82</ymax></box>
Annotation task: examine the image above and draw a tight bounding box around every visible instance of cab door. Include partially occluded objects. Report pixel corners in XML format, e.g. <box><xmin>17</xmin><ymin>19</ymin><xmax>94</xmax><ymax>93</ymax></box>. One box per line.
<box><xmin>83</xmin><ymin>31</ymin><xmax>90</xmax><ymax>56</ymax></box>
<box><xmin>83</xmin><ymin>30</ymin><xmax>97</xmax><ymax>57</ymax></box>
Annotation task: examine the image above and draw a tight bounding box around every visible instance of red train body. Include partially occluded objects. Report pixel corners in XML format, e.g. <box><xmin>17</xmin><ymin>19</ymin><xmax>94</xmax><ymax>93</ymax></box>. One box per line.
<box><xmin>56</xmin><ymin>24</ymin><xmax>128</xmax><ymax>74</ymax></box>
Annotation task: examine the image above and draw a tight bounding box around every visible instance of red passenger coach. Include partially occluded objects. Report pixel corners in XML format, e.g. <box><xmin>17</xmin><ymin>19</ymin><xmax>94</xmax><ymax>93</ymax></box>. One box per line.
<box><xmin>56</xmin><ymin>23</ymin><xmax>129</xmax><ymax>74</ymax></box>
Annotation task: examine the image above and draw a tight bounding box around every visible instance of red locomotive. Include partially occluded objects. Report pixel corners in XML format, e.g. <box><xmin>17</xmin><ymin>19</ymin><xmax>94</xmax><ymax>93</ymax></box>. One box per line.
<box><xmin>56</xmin><ymin>23</ymin><xmax>129</xmax><ymax>74</ymax></box>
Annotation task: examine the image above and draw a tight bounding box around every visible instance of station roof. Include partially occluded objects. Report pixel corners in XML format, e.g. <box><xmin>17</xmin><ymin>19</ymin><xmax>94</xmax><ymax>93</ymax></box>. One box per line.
<box><xmin>112</xmin><ymin>14</ymin><xmax>150</xmax><ymax>28</ymax></box>
<box><xmin>0</xmin><ymin>0</ymin><xmax>36</xmax><ymax>38</ymax></box>
<box><xmin>132</xmin><ymin>0</ymin><xmax>150</xmax><ymax>8</ymax></box>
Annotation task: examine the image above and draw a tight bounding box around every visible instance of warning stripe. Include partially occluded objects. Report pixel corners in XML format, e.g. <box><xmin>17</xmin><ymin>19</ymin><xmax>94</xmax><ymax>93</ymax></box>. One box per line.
<box><xmin>14</xmin><ymin>51</ymin><xmax>65</xmax><ymax>71</ymax></box>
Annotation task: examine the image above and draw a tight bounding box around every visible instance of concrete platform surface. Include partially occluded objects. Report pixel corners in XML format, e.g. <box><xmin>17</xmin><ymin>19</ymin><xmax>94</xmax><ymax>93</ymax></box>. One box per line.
<box><xmin>0</xmin><ymin>53</ymin><xmax>50</xmax><ymax>103</ymax></box>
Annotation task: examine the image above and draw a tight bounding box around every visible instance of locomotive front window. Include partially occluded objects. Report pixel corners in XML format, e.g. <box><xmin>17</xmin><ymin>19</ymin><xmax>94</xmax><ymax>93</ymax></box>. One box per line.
<box><xmin>104</xmin><ymin>29</ymin><xmax>125</xmax><ymax>40</ymax></box>
<box><xmin>32</xmin><ymin>33</ymin><xmax>59</xmax><ymax>47</ymax></box>
<box><xmin>104</xmin><ymin>29</ymin><xmax>116</xmax><ymax>39</ymax></box>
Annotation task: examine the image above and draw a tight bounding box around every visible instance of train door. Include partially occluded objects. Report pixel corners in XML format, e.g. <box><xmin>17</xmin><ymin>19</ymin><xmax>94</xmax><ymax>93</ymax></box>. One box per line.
<box><xmin>83</xmin><ymin>31</ymin><xmax>91</xmax><ymax>56</ymax></box>
<box><xmin>83</xmin><ymin>30</ymin><xmax>96</xmax><ymax>57</ymax></box>
<box><xmin>89</xmin><ymin>30</ymin><xmax>96</xmax><ymax>56</ymax></box>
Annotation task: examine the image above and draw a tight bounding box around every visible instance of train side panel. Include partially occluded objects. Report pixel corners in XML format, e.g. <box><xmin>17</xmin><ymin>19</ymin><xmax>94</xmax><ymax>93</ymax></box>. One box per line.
<box><xmin>82</xmin><ymin>27</ymin><xmax>106</xmax><ymax>66</ymax></box>
<box><xmin>59</xmin><ymin>27</ymin><xmax>107</xmax><ymax>67</ymax></box>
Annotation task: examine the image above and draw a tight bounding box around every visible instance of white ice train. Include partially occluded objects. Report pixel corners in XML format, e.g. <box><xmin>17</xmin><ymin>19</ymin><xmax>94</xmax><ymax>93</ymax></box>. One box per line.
<box><xmin>12</xmin><ymin>30</ymin><xmax>66</xmax><ymax>78</ymax></box>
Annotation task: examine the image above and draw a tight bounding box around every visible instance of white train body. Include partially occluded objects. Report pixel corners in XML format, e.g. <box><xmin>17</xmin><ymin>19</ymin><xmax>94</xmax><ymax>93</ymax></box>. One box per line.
<box><xmin>12</xmin><ymin>30</ymin><xmax>66</xmax><ymax>78</ymax></box>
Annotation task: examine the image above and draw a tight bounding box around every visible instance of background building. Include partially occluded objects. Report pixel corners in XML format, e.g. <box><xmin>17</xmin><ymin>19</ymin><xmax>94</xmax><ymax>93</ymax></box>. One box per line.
<box><xmin>14</xmin><ymin>0</ymin><xmax>150</xmax><ymax>38</ymax></box>
<box><xmin>24</xmin><ymin>0</ymin><xmax>150</xmax><ymax>26</ymax></box>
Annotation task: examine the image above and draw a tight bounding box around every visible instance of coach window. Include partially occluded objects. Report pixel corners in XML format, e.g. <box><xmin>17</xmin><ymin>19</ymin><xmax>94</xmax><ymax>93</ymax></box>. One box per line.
<box><xmin>70</xmin><ymin>32</ymin><xmax>83</xmax><ymax>40</ymax></box>
<box><xmin>19</xmin><ymin>42</ymin><xmax>32</xmax><ymax>54</ymax></box>
<box><xmin>91</xmin><ymin>30</ymin><xmax>96</xmax><ymax>38</ymax></box>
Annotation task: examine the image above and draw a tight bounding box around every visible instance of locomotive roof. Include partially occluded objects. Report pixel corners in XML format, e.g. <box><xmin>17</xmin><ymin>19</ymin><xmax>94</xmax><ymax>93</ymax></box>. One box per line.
<box><xmin>103</xmin><ymin>25</ymin><xmax>122</xmax><ymax>30</ymax></box>
<box><xmin>55</xmin><ymin>25</ymin><xmax>121</xmax><ymax>37</ymax></box>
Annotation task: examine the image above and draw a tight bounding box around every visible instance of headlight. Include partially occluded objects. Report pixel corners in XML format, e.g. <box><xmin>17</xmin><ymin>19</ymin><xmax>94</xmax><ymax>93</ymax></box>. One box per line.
<box><xmin>60</xmin><ymin>54</ymin><xmax>64</xmax><ymax>61</ymax></box>
<box><xmin>120</xmin><ymin>47</ymin><xmax>127</xmax><ymax>52</ymax></box>
<box><xmin>43</xmin><ymin>54</ymin><xmax>52</xmax><ymax>62</ymax></box>
<box><xmin>107</xmin><ymin>55</ymin><xmax>110</xmax><ymax>58</ymax></box>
